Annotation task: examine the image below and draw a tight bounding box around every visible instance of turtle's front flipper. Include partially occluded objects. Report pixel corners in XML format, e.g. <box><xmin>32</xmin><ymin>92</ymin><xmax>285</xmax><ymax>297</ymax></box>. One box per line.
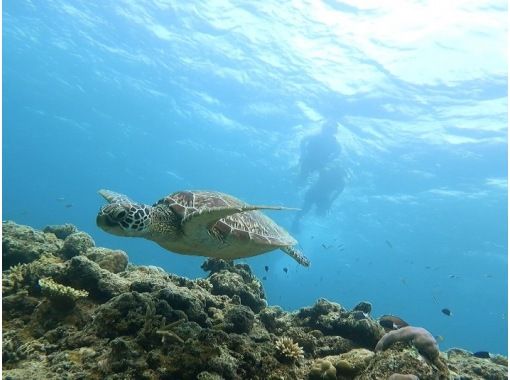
<box><xmin>281</xmin><ymin>246</ymin><xmax>310</xmax><ymax>267</ymax></box>
<box><xmin>98</xmin><ymin>189</ymin><xmax>135</xmax><ymax>204</ymax></box>
<box><xmin>182</xmin><ymin>205</ymin><xmax>294</xmax><ymax>234</ymax></box>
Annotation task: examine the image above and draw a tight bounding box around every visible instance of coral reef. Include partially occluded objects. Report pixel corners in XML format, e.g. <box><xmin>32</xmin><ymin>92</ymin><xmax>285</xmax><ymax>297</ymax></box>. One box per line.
<box><xmin>2</xmin><ymin>221</ymin><xmax>508</xmax><ymax>380</ymax></box>
<box><xmin>310</xmin><ymin>358</ymin><xmax>336</xmax><ymax>379</ymax></box>
<box><xmin>43</xmin><ymin>224</ymin><xmax>78</xmax><ymax>240</ymax></box>
<box><xmin>388</xmin><ymin>374</ymin><xmax>419</xmax><ymax>380</ymax></box>
<box><xmin>38</xmin><ymin>277</ymin><xmax>88</xmax><ymax>310</ymax></box>
<box><xmin>274</xmin><ymin>336</ymin><xmax>304</xmax><ymax>362</ymax></box>
<box><xmin>375</xmin><ymin>326</ymin><xmax>449</xmax><ymax>377</ymax></box>
<box><xmin>375</xmin><ymin>326</ymin><xmax>440</xmax><ymax>362</ymax></box>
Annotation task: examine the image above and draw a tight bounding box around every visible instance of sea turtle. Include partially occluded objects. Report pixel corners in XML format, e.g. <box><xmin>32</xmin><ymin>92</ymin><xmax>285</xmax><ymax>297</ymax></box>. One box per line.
<box><xmin>96</xmin><ymin>189</ymin><xmax>310</xmax><ymax>266</ymax></box>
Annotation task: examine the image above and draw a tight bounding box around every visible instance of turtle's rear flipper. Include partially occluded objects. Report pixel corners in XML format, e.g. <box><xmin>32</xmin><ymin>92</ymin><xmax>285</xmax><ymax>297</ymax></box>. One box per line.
<box><xmin>98</xmin><ymin>189</ymin><xmax>135</xmax><ymax>204</ymax></box>
<box><xmin>182</xmin><ymin>204</ymin><xmax>293</xmax><ymax>234</ymax></box>
<box><xmin>281</xmin><ymin>246</ymin><xmax>310</xmax><ymax>267</ymax></box>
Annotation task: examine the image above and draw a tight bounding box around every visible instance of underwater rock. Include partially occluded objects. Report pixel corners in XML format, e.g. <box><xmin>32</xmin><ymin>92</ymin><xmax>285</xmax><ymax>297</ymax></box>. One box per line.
<box><xmin>63</xmin><ymin>255</ymin><xmax>129</xmax><ymax>301</ymax></box>
<box><xmin>309</xmin><ymin>358</ymin><xmax>336</xmax><ymax>380</ymax></box>
<box><xmin>360</xmin><ymin>342</ymin><xmax>443</xmax><ymax>380</ymax></box>
<box><xmin>258</xmin><ymin>306</ymin><xmax>288</xmax><ymax>334</ymax></box>
<box><xmin>2</xmin><ymin>222</ymin><xmax>507</xmax><ymax>380</ymax></box>
<box><xmin>92</xmin><ymin>291</ymin><xmax>155</xmax><ymax>338</ymax></box>
<box><xmin>388</xmin><ymin>374</ymin><xmax>419</xmax><ymax>380</ymax></box>
<box><xmin>332</xmin><ymin>348</ymin><xmax>374</xmax><ymax>377</ymax></box>
<box><xmin>2</xmin><ymin>221</ymin><xmax>62</xmax><ymax>269</ymax></box>
<box><xmin>85</xmin><ymin>247</ymin><xmax>128</xmax><ymax>274</ymax></box>
<box><xmin>446</xmin><ymin>348</ymin><xmax>508</xmax><ymax>380</ymax></box>
<box><xmin>298</xmin><ymin>298</ymin><xmax>343</xmax><ymax>320</ymax></box>
<box><xmin>60</xmin><ymin>232</ymin><xmax>95</xmax><ymax>260</ymax></box>
<box><xmin>353</xmin><ymin>300</ymin><xmax>372</xmax><ymax>314</ymax></box>
<box><xmin>296</xmin><ymin>298</ymin><xmax>384</xmax><ymax>349</ymax></box>
<box><xmin>43</xmin><ymin>224</ymin><xmax>78</xmax><ymax>240</ymax></box>
<box><xmin>197</xmin><ymin>371</ymin><xmax>224</xmax><ymax>380</ymax></box>
<box><xmin>207</xmin><ymin>264</ymin><xmax>266</xmax><ymax>313</ymax></box>
<box><xmin>224</xmin><ymin>304</ymin><xmax>255</xmax><ymax>334</ymax></box>
<box><xmin>157</xmin><ymin>285</ymin><xmax>209</xmax><ymax>325</ymax></box>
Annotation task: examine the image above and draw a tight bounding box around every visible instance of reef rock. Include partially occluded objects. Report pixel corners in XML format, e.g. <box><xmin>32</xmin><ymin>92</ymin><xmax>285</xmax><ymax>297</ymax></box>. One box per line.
<box><xmin>3</xmin><ymin>221</ymin><xmax>62</xmax><ymax>268</ymax></box>
<box><xmin>2</xmin><ymin>222</ymin><xmax>508</xmax><ymax>380</ymax></box>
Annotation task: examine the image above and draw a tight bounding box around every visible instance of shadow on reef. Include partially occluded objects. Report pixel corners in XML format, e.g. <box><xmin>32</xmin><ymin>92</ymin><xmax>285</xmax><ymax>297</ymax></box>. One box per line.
<box><xmin>2</xmin><ymin>221</ymin><xmax>508</xmax><ymax>380</ymax></box>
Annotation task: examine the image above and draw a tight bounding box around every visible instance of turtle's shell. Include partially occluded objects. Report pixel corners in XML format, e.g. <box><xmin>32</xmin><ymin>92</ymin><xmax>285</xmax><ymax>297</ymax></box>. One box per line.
<box><xmin>154</xmin><ymin>190</ymin><xmax>296</xmax><ymax>248</ymax></box>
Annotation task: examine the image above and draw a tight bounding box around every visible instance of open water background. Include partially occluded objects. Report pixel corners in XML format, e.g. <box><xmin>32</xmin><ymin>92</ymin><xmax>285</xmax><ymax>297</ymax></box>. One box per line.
<box><xmin>3</xmin><ymin>1</ymin><xmax>508</xmax><ymax>354</ymax></box>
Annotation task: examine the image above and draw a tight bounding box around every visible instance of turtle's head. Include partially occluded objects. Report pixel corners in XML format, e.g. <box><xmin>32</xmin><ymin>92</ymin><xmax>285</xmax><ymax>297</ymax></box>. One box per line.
<box><xmin>97</xmin><ymin>202</ymin><xmax>152</xmax><ymax>237</ymax></box>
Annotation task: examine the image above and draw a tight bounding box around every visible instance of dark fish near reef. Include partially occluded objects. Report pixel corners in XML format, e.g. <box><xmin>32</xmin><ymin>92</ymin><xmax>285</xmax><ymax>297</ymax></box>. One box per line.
<box><xmin>262</xmin><ymin>276</ymin><xmax>267</xmax><ymax>281</ymax></box>
<box><xmin>473</xmin><ymin>351</ymin><xmax>491</xmax><ymax>358</ymax></box>
<box><xmin>352</xmin><ymin>311</ymin><xmax>368</xmax><ymax>320</ymax></box>
<box><xmin>64</xmin><ymin>204</ymin><xmax>73</xmax><ymax>208</ymax></box>
<box><xmin>283</xmin><ymin>267</ymin><xmax>288</xmax><ymax>274</ymax></box>
<box><xmin>264</xmin><ymin>265</ymin><xmax>269</xmax><ymax>272</ymax></box>
<box><xmin>441</xmin><ymin>308</ymin><xmax>452</xmax><ymax>316</ymax></box>
<box><xmin>378</xmin><ymin>315</ymin><xmax>409</xmax><ymax>331</ymax></box>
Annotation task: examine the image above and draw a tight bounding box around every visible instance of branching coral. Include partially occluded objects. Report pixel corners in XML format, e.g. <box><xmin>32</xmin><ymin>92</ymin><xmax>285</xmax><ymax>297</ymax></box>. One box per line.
<box><xmin>274</xmin><ymin>337</ymin><xmax>304</xmax><ymax>362</ymax></box>
<box><xmin>3</xmin><ymin>263</ymin><xmax>29</xmax><ymax>292</ymax></box>
<box><xmin>38</xmin><ymin>277</ymin><xmax>88</xmax><ymax>309</ymax></box>
<box><xmin>156</xmin><ymin>317</ymin><xmax>185</xmax><ymax>344</ymax></box>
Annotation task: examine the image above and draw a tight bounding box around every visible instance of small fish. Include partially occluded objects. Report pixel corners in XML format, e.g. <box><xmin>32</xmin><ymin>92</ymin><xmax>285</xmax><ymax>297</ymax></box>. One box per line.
<box><xmin>473</xmin><ymin>351</ymin><xmax>490</xmax><ymax>359</ymax></box>
<box><xmin>321</xmin><ymin>243</ymin><xmax>332</xmax><ymax>249</ymax></box>
<box><xmin>56</xmin><ymin>197</ymin><xmax>65</xmax><ymax>202</ymax></box>
<box><xmin>435</xmin><ymin>335</ymin><xmax>445</xmax><ymax>343</ymax></box>
<box><xmin>264</xmin><ymin>265</ymin><xmax>269</xmax><ymax>272</ymax></box>
<box><xmin>283</xmin><ymin>267</ymin><xmax>288</xmax><ymax>274</ymax></box>
<box><xmin>352</xmin><ymin>311</ymin><xmax>368</xmax><ymax>320</ymax></box>
<box><xmin>378</xmin><ymin>315</ymin><xmax>409</xmax><ymax>331</ymax></box>
<box><xmin>64</xmin><ymin>204</ymin><xmax>73</xmax><ymax>208</ymax></box>
<box><xmin>449</xmin><ymin>274</ymin><xmax>456</xmax><ymax>279</ymax></box>
<box><xmin>262</xmin><ymin>276</ymin><xmax>267</xmax><ymax>281</ymax></box>
<box><xmin>441</xmin><ymin>308</ymin><xmax>453</xmax><ymax>316</ymax></box>
<box><xmin>385</xmin><ymin>240</ymin><xmax>393</xmax><ymax>248</ymax></box>
<box><xmin>379</xmin><ymin>319</ymin><xmax>396</xmax><ymax>330</ymax></box>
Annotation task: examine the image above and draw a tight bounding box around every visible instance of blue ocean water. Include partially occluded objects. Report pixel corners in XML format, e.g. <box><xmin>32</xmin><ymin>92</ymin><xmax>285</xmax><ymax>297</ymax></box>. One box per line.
<box><xmin>3</xmin><ymin>0</ymin><xmax>507</xmax><ymax>355</ymax></box>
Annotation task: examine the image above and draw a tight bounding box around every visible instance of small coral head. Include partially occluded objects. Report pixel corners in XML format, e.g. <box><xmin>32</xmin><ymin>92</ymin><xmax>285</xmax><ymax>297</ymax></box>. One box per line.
<box><xmin>97</xmin><ymin>202</ymin><xmax>152</xmax><ymax>237</ymax></box>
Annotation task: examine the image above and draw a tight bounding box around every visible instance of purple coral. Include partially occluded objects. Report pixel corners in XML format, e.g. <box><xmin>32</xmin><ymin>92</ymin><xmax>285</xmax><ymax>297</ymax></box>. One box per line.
<box><xmin>375</xmin><ymin>326</ymin><xmax>439</xmax><ymax>361</ymax></box>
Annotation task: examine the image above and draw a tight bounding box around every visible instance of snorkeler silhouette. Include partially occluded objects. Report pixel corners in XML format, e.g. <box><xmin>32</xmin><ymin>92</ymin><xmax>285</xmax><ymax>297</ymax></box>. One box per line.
<box><xmin>298</xmin><ymin>120</ymin><xmax>342</xmax><ymax>184</ymax></box>
<box><xmin>292</xmin><ymin>158</ymin><xmax>346</xmax><ymax>232</ymax></box>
